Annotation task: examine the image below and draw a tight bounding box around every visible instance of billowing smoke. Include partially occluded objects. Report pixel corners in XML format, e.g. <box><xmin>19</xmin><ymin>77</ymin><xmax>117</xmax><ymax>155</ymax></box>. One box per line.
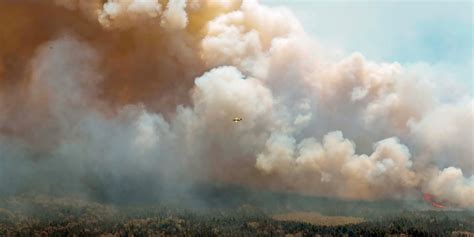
<box><xmin>0</xmin><ymin>0</ymin><xmax>472</xmax><ymax>207</ymax></box>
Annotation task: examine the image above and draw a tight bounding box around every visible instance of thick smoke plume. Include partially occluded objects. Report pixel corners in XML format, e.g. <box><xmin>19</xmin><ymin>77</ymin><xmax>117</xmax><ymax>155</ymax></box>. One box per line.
<box><xmin>0</xmin><ymin>0</ymin><xmax>472</xmax><ymax>207</ymax></box>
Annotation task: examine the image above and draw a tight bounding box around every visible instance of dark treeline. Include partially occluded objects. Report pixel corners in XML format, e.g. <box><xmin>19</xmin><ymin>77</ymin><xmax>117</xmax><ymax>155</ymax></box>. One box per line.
<box><xmin>1</xmin><ymin>195</ymin><xmax>473</xmax><ymax>237</ymax></box>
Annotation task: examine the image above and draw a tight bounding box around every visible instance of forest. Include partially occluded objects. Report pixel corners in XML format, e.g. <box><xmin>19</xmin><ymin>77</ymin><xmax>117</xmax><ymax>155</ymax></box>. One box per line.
<box><xmin>1</xmin><ymin>188</ymin><xmax>473</xmax><ymax>236</ymax></box>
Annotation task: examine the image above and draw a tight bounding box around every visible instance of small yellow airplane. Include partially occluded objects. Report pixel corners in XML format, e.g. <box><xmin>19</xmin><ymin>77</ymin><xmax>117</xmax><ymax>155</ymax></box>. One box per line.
<box><xmin>232</xmin><ymin>117</ymin><xmax>243</xmax><ymax>123</ymax></box>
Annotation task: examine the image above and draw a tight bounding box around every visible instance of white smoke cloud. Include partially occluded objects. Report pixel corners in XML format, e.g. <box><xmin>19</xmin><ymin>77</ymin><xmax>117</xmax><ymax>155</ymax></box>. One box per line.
<box><xmin>256</xmin><ymin>132</ymin><xmax>420</xmax><ymax>200</ymax></box>
<box><xmin>161</xmin><ymin>0</ymin><xmax>187</xmax><ymax>29</ymax></box>
<box><xmin>0</xmin><ymin>0</ymin><xmax>472</xmax><ymax>207</ymax></box>
<box><xmin>425</xmin><ymin>167</ymin><xmax>474</xmax><ymax>207</ymax></box>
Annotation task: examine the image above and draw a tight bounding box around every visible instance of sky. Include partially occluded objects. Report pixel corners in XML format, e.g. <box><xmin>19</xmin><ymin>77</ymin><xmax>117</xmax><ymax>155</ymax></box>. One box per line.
<box><xmin>262</xmin><ymin>0</ymin><xmax>473</xmax><ymax>94</ymax></box>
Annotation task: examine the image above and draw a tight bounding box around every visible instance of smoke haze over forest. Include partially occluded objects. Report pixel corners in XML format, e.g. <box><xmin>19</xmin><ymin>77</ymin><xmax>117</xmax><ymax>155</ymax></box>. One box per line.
<box><xmin>0</xmin><ymin>0</ymin><xmax>472</xmax><ymax>208</ymax></box>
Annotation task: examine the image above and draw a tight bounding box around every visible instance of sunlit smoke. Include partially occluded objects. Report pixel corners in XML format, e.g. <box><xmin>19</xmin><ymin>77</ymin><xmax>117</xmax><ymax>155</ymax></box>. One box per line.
<box><xmin>0</xmin><ymin>0</ymin><xmax>472</xmax><ymax>208</ymax></box>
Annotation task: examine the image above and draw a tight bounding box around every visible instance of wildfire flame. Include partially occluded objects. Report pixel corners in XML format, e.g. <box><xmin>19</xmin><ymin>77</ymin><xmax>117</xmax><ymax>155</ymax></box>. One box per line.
<box><xmin>423</xmin><ymin>193</ymin><xmax>446</xmax><ymax>209</ymax></box>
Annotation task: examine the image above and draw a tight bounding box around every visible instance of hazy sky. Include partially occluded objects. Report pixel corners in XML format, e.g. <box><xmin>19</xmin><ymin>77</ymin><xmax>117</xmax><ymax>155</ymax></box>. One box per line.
<box><xmin>262</xmin><ymin>0</ymin><xmax>473</xmax><ymax>93</ymax></box>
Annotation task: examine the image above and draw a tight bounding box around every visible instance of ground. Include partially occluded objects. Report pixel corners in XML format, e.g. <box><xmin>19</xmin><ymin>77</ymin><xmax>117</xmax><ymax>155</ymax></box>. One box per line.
<box><xmin>272</xmin><ymin>212</ymin><xmax>364</xmax><ymax>226</ymax></box>
<box><xmin>0</xmin><ymin>190</ymin><xmax>473</xmax><ymax>236</ymax></box>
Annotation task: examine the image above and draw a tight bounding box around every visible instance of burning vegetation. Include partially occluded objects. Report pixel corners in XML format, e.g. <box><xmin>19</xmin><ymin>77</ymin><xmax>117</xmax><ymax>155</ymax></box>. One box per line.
<box><xmin>0</xmin><ymin>0</ymin><xmax>472</xmax><ymax>235</ymax></box>
<box><xmin>0</xmin><ymin>192</ymin><xmax>473</xmax><ymax>236</ymax></box>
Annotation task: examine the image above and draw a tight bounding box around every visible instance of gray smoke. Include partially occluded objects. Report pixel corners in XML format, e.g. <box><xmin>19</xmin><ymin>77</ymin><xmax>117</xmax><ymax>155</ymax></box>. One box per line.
<box><xmin>0</xmin><ymin>0</ymin><xmax>472</xmax><ymax>207</ymax></box>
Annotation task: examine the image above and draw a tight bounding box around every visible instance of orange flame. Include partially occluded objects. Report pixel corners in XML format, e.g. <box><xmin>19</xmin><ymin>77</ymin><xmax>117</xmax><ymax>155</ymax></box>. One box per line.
<box><xmin>423</xmin><ymin>193</ymin><xmax>446</xmax><ymax>209</ymax></box>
